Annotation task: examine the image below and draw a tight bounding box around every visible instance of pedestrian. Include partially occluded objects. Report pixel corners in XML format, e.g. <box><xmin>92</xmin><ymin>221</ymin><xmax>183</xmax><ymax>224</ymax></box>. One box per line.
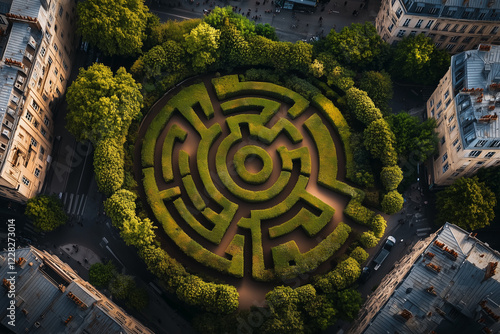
<box><xmin>319</xmin><ymin>16</ymin><xmax>323</xmax><ymax>21</ymax></box>
<box><xmin>360</xmin><ymin>2</ymin><xmax>365</xmax><ymax>9</ymax></box>
<box><xmin>344</xmin><ymin>1</ymin><xmax>347</xmax><ymax>5</ymax></box>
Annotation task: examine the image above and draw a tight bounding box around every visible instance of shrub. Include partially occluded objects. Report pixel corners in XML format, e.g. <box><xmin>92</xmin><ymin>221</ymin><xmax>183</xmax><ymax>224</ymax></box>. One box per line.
<box><xmin>381</xmin><ymin>190</ymin><xmax>404</xmax><ymax>214</ymax></box>
<box><xmin>360</xmin><ymin>231</ymin><xmax>379</xmax><ymax>248</ymax></box>
<box><xmin>314</xmin><ymin>257</ymin><xmax>361</xmax><ymax>293</ymax></box>
<box><xmin>380</xmin><ymin>165</ymin><xmax>404</xmax><ymax>191</ymax></box>
<box><xmin>94</xmin><ymin>138</ymin><xmax>124</xmax><ymax>196</ymax></box>
<box><xmin>370</xmin><ymin>214</ymin><xmax>387</xmax><ymax>238</ymax></box>
<box><xmin>25</xmin><ymin>195</ymin><xmax>67</xmax><ymax>232</ymax></box>
<box><xmin>344</xmin><ymin>200</ymin><xmax>375</xmax><ymax>226</ymax></box>
<box><xmin>363</xmin><ymin>118</ymin><xmax>398</xmax><ymax>166</ymax></box>
<box><xmin>89</xmin><ymin>261</ymin><xmax>116</xmax><ymax>288</ymax></box>
<box><xmin>162</xmin><ymin>124</ymin><xmax>187</xmax><ymax>183</ymax></box>
<box><xmin>345</xmin><ymin>87</ymin><xmax>383</xmax><ymax>125</ymax></box>
<box><xmin>350</xmin><ymin>247</ymin><xmax>369</xmax><ymax>264</ymax></box>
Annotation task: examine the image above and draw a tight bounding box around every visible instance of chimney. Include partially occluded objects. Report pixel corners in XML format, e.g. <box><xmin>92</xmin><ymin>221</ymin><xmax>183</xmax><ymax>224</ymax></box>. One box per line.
<box><xmin>483</xmin><ymin>262</ymin><xmax>498</xmax><ymax>281</ymax></box>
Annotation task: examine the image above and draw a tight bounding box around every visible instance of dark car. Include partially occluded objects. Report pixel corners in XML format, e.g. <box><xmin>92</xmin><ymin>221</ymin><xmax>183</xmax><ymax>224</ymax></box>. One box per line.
<box><xmin>358</xmin><ymin>266</ymin><xmax>371</xmax><ymax>283</ymax></box>
<box><xmin>373</xmin><ymin>236</ymin><xmax>396</xmax><ymax>270</ymax></box>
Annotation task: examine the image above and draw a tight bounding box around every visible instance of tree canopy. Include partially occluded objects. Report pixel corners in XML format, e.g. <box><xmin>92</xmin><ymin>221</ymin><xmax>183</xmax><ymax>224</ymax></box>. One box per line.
<box><xmin>388</xmin><ymin>112</ymin><xmax>438</xmax><ymax>163</ymax></box>
<box><xmin>77</xmin><ymin>0</ymin><xmax>149</xmax><ymax>56</ymax></box>
<box><xmin>325</xmin><ymin>22</ymin><xmax>388</xmax><ymax>70</ymax></box>
<box><xmin>89</xmin><ymin>261</ymin><xmax>116</xmax><ymax>288</ymax></box>
<box><xmin>184</xmin><ymin>22</ymin><xmax>221</xmax><ymax>72</ymax></box>
<box><xmin>436</xmin><ymin>177</ymin><xmax>496</xmax><ymax>230</ymax></box>
<box><xmin>390</xmin><ymin>34</ymin><xmax>450</xmax><ymax>85</ymax></box>
<box><xmin>66</xmin><ymin>64</ymin><xmax>142</xmax><ymax>144</ymax></box>
<box><xmin>25</xmin><ymin>195</ymin><xmax>67</xmax><ymax>232</ymax></box>
<box><xmin>358</xmin><ymin>71</ymin><xmax>393</xmax><ymax>112</ymax></box>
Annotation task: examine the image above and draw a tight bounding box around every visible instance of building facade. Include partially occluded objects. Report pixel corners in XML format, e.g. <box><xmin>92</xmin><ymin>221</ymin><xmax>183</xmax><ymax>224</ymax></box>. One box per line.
<box><xmin>0</xmin><ymin>0</ymin><xmax>75</xmax><ymax>203</ymax></box>
<box><xmin>0</xmin><ymin>246</ymin><xmax>153</xmax><ymax>333</ymax></box>
<box><xmin>348</xmin><ymin>223</ymin><xmax>500</xmax><ymax>334</ymax></box>
<box><xmin>376</xmin><ymin>0</ymin><xmax>500</xmax><ymax>53</ymax></box>
<box><xmin>426</xmin><ymin>44</ymin><xmax>500</xmax><ymax>186</ymax></box>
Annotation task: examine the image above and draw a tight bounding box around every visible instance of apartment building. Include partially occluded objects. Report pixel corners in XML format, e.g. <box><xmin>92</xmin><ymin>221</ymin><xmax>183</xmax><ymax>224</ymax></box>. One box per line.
<box><xmin>348</xmin><ymin>223</ymin><xmax>500</xmax><ymax>334</ymax></box>
<box><xmin>376</xmin><ymin>0</ymin><xmax>500</xmax><ymax>53</ymax></box>
<box><xmin>0</xmin><ymin>0</ymin><xmax>75</xmax><ymax>203</ymax></box>
<box><xmin>426</xmin><ymin>44</ymin><xmax>500</xmax><ymax>186</ymax></box>
<box><xmin>0</xmin><ymin>246</ymin><xmax>153</xmax><ymax>333</ymax></box>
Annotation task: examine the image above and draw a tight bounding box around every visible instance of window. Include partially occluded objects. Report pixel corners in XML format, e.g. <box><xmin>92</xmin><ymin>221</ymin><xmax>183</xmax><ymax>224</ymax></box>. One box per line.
<box><xmin>391</xmin><ymin>0</ymin><xmax>396</xmax><ymax>5</ymax></box>
<box><xmin>446</xmin><ymin>9</ymin><xmax>456</xmax><ymax>16</ymax></box>
<box><xmin>430</xmin><ymin>99</ymin><xmax>434</xmax><ymax>107</ymax></box>
<box><xmin>34</xmin><ymin>168</ymin><xmax>40</xmax><ymax>178</ymax></box>
<box><xmin>397</xmin><ymin>30</ymin><xmax>406</xmax><ymax>37</ymax></box>
<box><xmin>388</xmin><ymin>23</ymin><xmax>394</xmax><ymax>32</ymax></box>
<box><xmin>470</xmin><ymin>25</ymin><xmax>478</xmax><ymax>33</ymax></box>
<box><xmin>22</xmin><ymin>176</ymin><xmax>30</xmax><ymax>186</ymax></box>
<box><xmin>53</xmin><ymin>43</ymin><xmax>58</xmax><ymax>52</ymax></box>
<box><xmin>415</xmin><ymin>5</ymin><xmax>423</xmax><ymax>13</ymax></box>
<box><xmin>450</xmin><ymin>36</ymin><xmax>460</xmax><ymax>43</ymax></box>
<box><xmin>436</xmin><ymin>101</ymin><xmax>442</xmax><ymax>109</ymax></box>
<box><xmin>56</xmin><ymin>87</ymin><xmax>61</xmax><ymax>95</ymax></box>
<box><xmin>410</xmin><ymin>31</ymin><xmax>417</xmax><ymax>37</ymax></box>
<box><xmin>433</xmin><ymin>22</ymin><xmax>441</xmax><ymax>30</ymax></box>
<box><xmin>33</xmin><ymin>120</ymin><xmax>39</xmax><ymax>129</ymax></box>
<box><xmin>489</xmin><ymin>140</ymin><xmax>500</xmax><ymax>147</ymax></box>
<box><xmin>441</xmin><ymin>136</ymin><xmax>445</xmax><ymax>145</ymax></box>
<box><xmin>48</xmin><ymin>56</ymin><xmax>53</xmax><ymax>65</ymax></box>
<box><xmin>476</xmin><ymin>140</ymin><xmax>488</xmax><ymax>147</ymax></box>
<box><xmin>449</xmin><ymin>124</ymin><xmax>456</xmax><ymax>133</ymax></box>
<box><xmin>486</xmin><ymin>152</ymin><xmax>496</xmax><ymax>158</ymax></box>
<box><xmin>54</xmin><ymin>24</ymin><xmax>57</xmax><ymax>33</ymax></box>
<box><xmin>443</xmin><ymin>24</ymin><xmax>450</xmax><ymax>31</ymax></box>
<box><xmin>450</xmin><ymin>24</ymin><xmax>459</xmax><ymax>32</ymax></box>
<box><xmin>403</xmin><ymin>19</ymin><xmax>411</xmax><ymax>27</ymax></box>
<box><xmin>478</xmin><ymin>12</ymin><xmax>486</xmax><ymax>20</ymax></box>
<box><xmin>445</xmin><ymin>98</ymin><xmax>452</xmax><ymax>107</ymax></box>
<box><xmin>456</xmin><ymin>144</ymin><xmax>461</xmax><ymax>152</ymax></box>
<box><xmin>430</xmin><ymin>108</ymin><xmax>435</xmax><ymax>117</ymax></box>
<box><xmin>40</xmin><ymin>47</ymin><xmax>46</xmax><ymax>57</ymax></box>
<box><xmin>459</xmin><ymin>24</ymin><xmax>468</xmax><ymax>33</ymax></box>
<box><xmin>478</xmin><ymin>26</ymin><xmax>485</xmax><ymax>34</ymax></box>
<box><xmin>40</xmin><ymin>147</ymin><xmax>45</xmax><ymax>155</ymax></box>
<box><xmin>439</xmin><ymin>35</ymin><xmax>447</xmax><ymax>41</ymax></box>
<box><xmin>425</xmin><ymin>20</ymin><xmax>434</xmax><ymax>29</ymax></box>
<box><xmin>25</xmin><ymin>111</ymin><xmax>33</xmax><ymax>122</ymax></box>
<box><xmin>396</xmin><ymin>8</ymin><xmax>403</xmax><ymax>18</ymax></box>
<box><xmin>58</xmin><ymin>5</ymin><xmax>63</xmax><ymax>17</ymax></box>
<box><xmin>442</xmin><ymin>152</ymin><xmax>448</xmax><ymax>162</ymax></box>
<box><xmin>41</xmin><ymin>128</ymin><xmax>46</xmax><ymax>138</ymax></box>
<box><xmin>59</xmin><ymin>75</ymin><xmax>64</xmax><ymax>83</ymax></box>
<box><xmin>493</xmin><ymin>27</ymin><xmax>499</xmax><ymax>34</ymax></box>
<box><xmin>469</xmin><ymin>150</ymin><xmax>481</xmax><ymax>157</ymax></box>
<box><xmin>30</xmin><ymin>138</ymin><xmax>38</xmax><ymax>147</ymax></box>
<box><xmin>63</xmin><ymin>61</ymin><xmax>68</xmax><ymax>71</ymax></box>
<box><xmin>54</xmin><ymin>67</ymin><xmax>58</xmax><ymax>75</ymax></box>
<box><xmin>462</xmin><ymin>11</ymin><xmax>471</xmax><ymax>19</ymax></box>
<box><xmin>457</xmin><ymin>45</ymin><xmax>466</xmax><ymax>52</ymax></box>
<box><xmin>449</xmin><ymin>115</ymin><xmax>454</xmax><ymax>123</ymax></box>
<box><xmin>42</xmin><ymin>94</ymin><xmax>48</xmax><ymax>102</ymax></box>
<box><xmin>429</xmin><ymin>7</ymin><xmax>438</xmax><ymax>14</ymax></box>
<box><xmin>43</xmin><ymin>116</ymin><xmax>50</xmax><ymax>127</ymax></box>
<box><xmin>444</xmin><ymin>90</ymin><xmax>449</xmax><ymax>99</ymax></box>
<box><xmin>415</xmin><ymin>19</ymin><xmax>423</xmax><ymax>28</ymax></box>
<box><xmin>31</xmin><ymin>100</ymin><xmax>40</xmax><ymax>111</ymax></box>
<box><xmin>443</xmin><ymin>162</ymin><xmax>450</xmax><ymax>173</ymax></box>
<box><xmin>453</xmin><ymin>138</ymin><xmax>459</xmax><ymax>146</ymax></box>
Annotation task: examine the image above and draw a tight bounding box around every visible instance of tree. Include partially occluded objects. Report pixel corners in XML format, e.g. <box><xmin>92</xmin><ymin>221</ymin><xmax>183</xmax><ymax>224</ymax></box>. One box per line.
<box><xmin>381</xmin><ymin>190</ymin><xmax>404</xmax><ymax>214</ymax></box>
<box><xmin>436</xmin><ymin>177</ymin><xmax>496</xmax><ymax>230</ymax></box>
<box><xmin>89</xmin><ymin>261</ymin><xmax>116</xmax><ymax>288</ymax></box>
<box><xmin>126</xmin><ymin>287</ymin><xmax>149</xmax><ymax>310</ymax></box>
<box><xmin>142</xmin><ymin>45</ymin><xmax>167</xmax><ymax>78</ymax></box>
<box><xmin>350</xmin><ymin>246</ymin><xmax>369</xmax><ymax>264</ymax></box>
<box><xmin>184</xmin><ymin>22</ymin><xmax>221</xmax><ymax>71</ymax></box>
<box><xmin>314</xmin><ymin>257</ymin><xmax>361</xmax><ymax>293</ymax></box>
<box><xmin>363</xmin><ymin>118</ymin><xmax>398</xmax><ymax>166</ymax></box>
<box><xmin>391</xmin><ymin>34</ymin><xmax>450</xmax><ymax>85</ymax></box>
<box><xmin>262</xmin><ymin>286</ymin><xmax>304</xmax><ymax>334</ymax></box>
<box><xmin>104</xmin><ymin>189</ymin><xmax>137</xmax><ymax>227</ymax></box>
<box><xmin>360</xmin><ymin>231</ymin><xmax>379</xmax><ymax>248</ymax></box>
<box><xmin>333</xmin><ymin>289</ymin><xmax>362</xmax><ymax>321</ymax></box>
<box><xmin>388</xmin><ymin>112</ymin><xmax>438</xmax><ymax>163</ymax></box>
<box><xmin>66</xmin><ymin>64</ymin><xmax>142</xmax><ymax>144</ymax></box>
<box><xmin>93</xmin><ymin>138</ymin><xmax>124</xmax><ymax>196</ymax></box>
<box><xmin>120</xmin><ymin>217</ymin><xmax>157</xmax><ymax>249</ymax></box>
<box><xmin>25</xmin><ymin>195</ymin><xmax>67</xmax><ymax>232</ymax></box>
<box><xmin>218</xmin><ymin>20</ymin><xmax>250</xmax><ymax>70</ymax></box>
<box><xmin>358</xmin><ymin>71</ymin><xmax>393</xmax><ymax>112</ymax></box>
<box><xmin>109</xmin><ymin>274</ymin><xmax>135</xmax><ymax>300</ymax></box>
<box><xmin>345</xmin><ymin>87</ymin><xmax>383</xmax><ymax>125</ymax></box>
<box><xmin>325</xmin><ymin>22</ymin><xmax>388</xmax><ymax>70</ymax></box>
<box><xmin>380</xmin><ymin>165</ymin><xmax>404</xmax><ymax>191</ymax></box>
<box><xmin>77</xmin><ymin>0</ymin><xmax>148</xmax><ymax>56</ymax></box>
<box><xmin>370</xmin><ymin>215</ymin><xmax>387</xmax><ymax>238</ymax></box>
<box><xmin>204</xmin><ymin>6</ymin><xmax>256</xmax><ymax>37</ymax></box>
<box><xmin>476</xmin><ymin>166</ymin><xmax>500</xmax><ymax>225</ymax></box>
<box><xmin>255</xmin><ymin>23</ymin><xmax>278</xmax><ymax>41</ymax></box>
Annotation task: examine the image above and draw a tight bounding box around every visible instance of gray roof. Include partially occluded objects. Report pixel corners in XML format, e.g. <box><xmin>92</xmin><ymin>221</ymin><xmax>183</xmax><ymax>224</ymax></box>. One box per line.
<box><xmin>0</xmin><ymin>247</ymin><xmax>151</xmax><ymax>334</ymax></box>
<box><xmin>364</xmin><ymin>223</ymin><xmax>500</xmax><ymax>334</ymax></box>
<box><xmin>452</xmin><ymin>45</ymin><xmax>500</xmax><ymax>148</ymax></box>
<box><xmin>413</xmin><ymin>0</ymin><xmax>500</xmax><ymax>10</ymax></box>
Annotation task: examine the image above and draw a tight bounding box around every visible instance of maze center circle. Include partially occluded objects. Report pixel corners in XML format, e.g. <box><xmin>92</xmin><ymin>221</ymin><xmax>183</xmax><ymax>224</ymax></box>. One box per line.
<box><xmin>233</xmin><ymin>145</ymin><xmax>273</xmax><ymax>185</ymax></box>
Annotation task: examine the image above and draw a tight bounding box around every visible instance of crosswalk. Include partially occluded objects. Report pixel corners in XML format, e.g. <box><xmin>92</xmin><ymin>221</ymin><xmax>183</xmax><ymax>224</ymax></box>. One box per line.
<box><xmin>60</xmin><ymin>192</ymin><xmax>88</xmax><ymax>217</ymax></box>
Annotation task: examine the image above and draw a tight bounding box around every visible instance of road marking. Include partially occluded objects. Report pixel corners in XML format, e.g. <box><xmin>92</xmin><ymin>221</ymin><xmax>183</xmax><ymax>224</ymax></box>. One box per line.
<box><xmin>67</xmin><ymin>193</ymin><xmax>74</xmax><ymax>213</ymax></box>
<box><xmin>79</xmin><ymin>195</ymin><xmax>88</xmax><ymax>216</ymax></box>
<box><xmin>72</xmin><ymin>195</ymin><xmax>80</xmax><ymax>215</ymax></box>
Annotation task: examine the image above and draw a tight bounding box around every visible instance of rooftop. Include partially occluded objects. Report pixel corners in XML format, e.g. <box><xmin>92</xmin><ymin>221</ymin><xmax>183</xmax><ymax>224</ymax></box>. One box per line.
<box><xmin>452</xmin><ymin>45</ymin><xmax>500</xmax><ymax>148</ymax></box>
<box><xmin>412</xmin><ymin>0</ymin><xmax>500</xmax><ymax>10</ymax></box>
<box><xmin>0</xmin><ymin>247</ymin><xmax>153</xmax><ymax>334</ymax></box>
<box><xmin>363</xmin><ymin>223</ymin><xmax>500</xmax><ymax>334</ymax></box>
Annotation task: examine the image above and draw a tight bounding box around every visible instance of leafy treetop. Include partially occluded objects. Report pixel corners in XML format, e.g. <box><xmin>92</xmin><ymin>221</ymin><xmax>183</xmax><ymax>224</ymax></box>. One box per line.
<box><xmin>25</xmin><ymin>195</ymin><xmax>67</xmax><ymax>232</ymax></box>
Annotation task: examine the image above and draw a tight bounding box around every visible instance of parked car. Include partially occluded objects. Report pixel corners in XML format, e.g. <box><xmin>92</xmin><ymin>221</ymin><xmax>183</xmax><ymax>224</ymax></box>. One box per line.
<box><xmin>373</xmin><ymin>236</ymin><xmax>396</xmax><ymax>270</ymax></box>
<box><xmin>358</xmin><ymin>266</ymin><xmax>371</xmax><ymax>283</ymax></box>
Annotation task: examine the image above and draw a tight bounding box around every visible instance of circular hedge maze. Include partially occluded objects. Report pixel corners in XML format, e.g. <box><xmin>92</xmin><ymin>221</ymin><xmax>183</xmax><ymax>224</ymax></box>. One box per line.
<box><xmin>140</xmin><ymin>75</ymin><xmax>370</xmax><ymax>282</ymax></box>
